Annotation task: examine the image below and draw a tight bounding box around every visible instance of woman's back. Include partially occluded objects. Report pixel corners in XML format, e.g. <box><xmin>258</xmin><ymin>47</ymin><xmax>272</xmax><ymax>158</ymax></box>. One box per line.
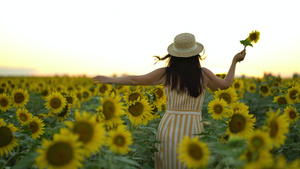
<box><xmin>164</xmin><ymin>85</ymin><xmax>205</xmax><ymax>111</ymax></box>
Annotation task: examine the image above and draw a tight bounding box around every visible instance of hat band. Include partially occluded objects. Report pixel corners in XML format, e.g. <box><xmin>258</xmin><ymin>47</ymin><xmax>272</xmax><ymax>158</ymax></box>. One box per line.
<box><xmin>173</xmin><ymin>44</ymin><xmax>198</xmax><ymax>53</ymax></box>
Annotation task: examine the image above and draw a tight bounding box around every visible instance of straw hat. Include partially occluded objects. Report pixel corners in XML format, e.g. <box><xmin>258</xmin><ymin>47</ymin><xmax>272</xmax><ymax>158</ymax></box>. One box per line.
<box><xmin>167</xmin><ymin>33</ymin><xmax>204</xmax><ymax>58</ymax></box>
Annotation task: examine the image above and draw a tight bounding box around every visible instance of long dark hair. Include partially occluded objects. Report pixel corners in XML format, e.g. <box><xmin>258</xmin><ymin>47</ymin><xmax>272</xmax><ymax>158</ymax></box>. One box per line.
<box><xmin>155</xmin><ymin>54</ymin><xmax>205</xmax><ymax>98</ymax></box>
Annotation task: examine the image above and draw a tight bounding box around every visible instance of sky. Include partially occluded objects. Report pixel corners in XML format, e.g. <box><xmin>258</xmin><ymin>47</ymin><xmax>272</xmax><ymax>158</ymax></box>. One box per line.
<box><xmin>0</xmin><ymin>0</ymin><xmax>300</xmax><ymax>78</ymax></box>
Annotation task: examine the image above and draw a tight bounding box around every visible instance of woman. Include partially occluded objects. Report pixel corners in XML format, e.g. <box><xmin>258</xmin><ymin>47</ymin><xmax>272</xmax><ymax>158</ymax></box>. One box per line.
<box><xmin>92</xmin><ymin>33</ymin><xmax>246</xmax><ymax>169</ymax></box>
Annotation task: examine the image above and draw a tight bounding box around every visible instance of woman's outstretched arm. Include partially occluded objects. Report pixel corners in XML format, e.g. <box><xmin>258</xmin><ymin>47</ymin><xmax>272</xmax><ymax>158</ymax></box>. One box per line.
<box><xmin>92</xmin><ymin>67</ymin><xmax>166</xmax><ymax>85</ymax></box>
<box><xmin>203</xmin><ymin>49</ymin><xmax>246</xmax><ymax>91</ymax></box>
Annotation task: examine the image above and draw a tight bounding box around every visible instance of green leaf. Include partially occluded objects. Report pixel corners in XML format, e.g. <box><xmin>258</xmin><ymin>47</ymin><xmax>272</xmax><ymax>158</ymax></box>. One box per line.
<box><xmin>240</xmin><ymin>38</ymin><xmax>253</xmax><ymax>48</ymax></box>
<box><xmin>12</xmin><ymin>152</ymin><xmax>39</xmax><ymax>169</ymax></box>
<box><xmin>114</xmin><ymin>156</ymin><xmax>141</xmax><ymax>168</ymax></box>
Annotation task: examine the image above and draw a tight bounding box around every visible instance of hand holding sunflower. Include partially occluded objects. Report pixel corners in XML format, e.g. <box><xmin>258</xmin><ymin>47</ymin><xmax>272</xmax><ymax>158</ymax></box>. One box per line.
<box><xmin>240</xmin><ymin>30</ymin><xmax>260</xmax><ymax>49</ymax></box>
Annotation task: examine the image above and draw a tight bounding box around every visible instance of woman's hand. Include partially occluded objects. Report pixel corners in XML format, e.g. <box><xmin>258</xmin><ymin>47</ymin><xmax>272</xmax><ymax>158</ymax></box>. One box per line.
<box><xmin>233</xmin><ymin>49</ymin><xmax>246</xmax><ymax>63</ymax></box>
<box><xmin>92</xmin><ymin>75</ymin><xmax>111</xmax><ymax>84</ymax></box>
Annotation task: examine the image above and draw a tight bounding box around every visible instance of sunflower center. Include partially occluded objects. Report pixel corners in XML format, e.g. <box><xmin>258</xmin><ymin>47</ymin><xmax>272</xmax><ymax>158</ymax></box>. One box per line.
<box><xmin>128</xmin><ymin>93</ymin><xmax>141</xmax><ymax>102</ymax></box>
<box><xmin>50</xmin><ymin>98</ymin><xmax>62</xmax><ymax>109</ymax></box>
<box><xmin>99</xmin><ymin>84</ymin><xmax>108</xmax><ymax>94</ymax></box>
<box><xmin>66</xmin><ymin>96</ymin><xmax>73</xmax><ymax>104</ymax></box>
<box><xmin>289</xmin><ymin>90</ymin><xmax>298</xmax><ymax>100</ymax></box>
<box><xmin>250</xmin><ymin>33</ymin><xmax>257</xmax><ymax>41</ymax></box>
<box><xmin>260</xmin><ymin>86</ymin><xmax>269</xmax><ymax>94</ymax></box>
<box><xmin>288</xmin><ymin>110</ymin><xmax>297</xmax><ymax>120</ymax></box>
<box><xmin>0</xmin><ymin>127</ymin><xmax>13</xmax><ymax>147</ymax></box>
<box><xmin>42</xmin><ymin>90</ymin><xmax>49</xmax><ymax>97</ymax></box>
<box><xmin>82</xmin><ymin>91</ymin><xmax>89</xmax><ymax>98</ymax></box>
<box><xmin>102</xmin><ymin>101</ymin><xmax>115</xmax><ymax>120</ymax></box>
<box><xmin>277</xmin><ymin>97</ymin><xmax>287</xmax><ymax>105</ymax></box>
<box><xmin>251</xmin><ymin>136</ymin><xmax>264</xmax><ymax>150</ymax></box>
<box><xmin>113</xmin><ymin>135</ymin><xmax>126</xmax><ymax>147</ymax></box>
<box><xmin>228</xmin><ymin>114</ymin><xmax>246</xmax><ymax>133</ymax></box>
<box><xmin>218</xmin><ymin>93</ymin><xmax>231</xmax><ymax>105</ymax></box>
<box><xmin>46</xmin><ymin>142</ymin><xmax>74</xmax><ymax>166</ymax></box>
<box><xmin>187</xmin><ymin>143</ymin><xmax>203</xmax><ymax>160</ymax></box>
<box><xmin>68</xmin><ymin>88</ymin><xmax>73</xmax><ymax>93</ymax></box>
<box><xmin>269</xmin><ymin>120</ymin><xmax>278</xmax><ymax>138</ymax></box>
<box><xmin>128</xmin><ymin>102</ymin><xmax>144</xmax><ymax>117</ymax></box>
<box><xmin>0</xmin><ymin>88</ymin><xmax>4</xmax><ymax>94</ymax></box>
<box><xmin>58</xmin><ymin>105</ymin><xmax>68</xmax><ymax>117</ymax></box>
<box><xmin>234</xmin><ymin>83</ymin><xmax>240</xmax><ymax>89</ymax></box>
<box><xmin>0</xmin><ymin>98</ymin><xmax>8</xmax><ymax>107</ymax></box>
<box><xmin>155</xmin><ymin>88</ymin><xmax>163</xmax><ymax>99</ymax></box>
<box><xmin>213</xmin><ymin>104</ymin><xmax>223</xmax><ymax>114</ymax></box>
<box><xmin>29</xmin><ymin>121</ymin><xmax>39</xmax><ymax>134</ymax></box>
<box><xmin>19</xmin><ymin>113</ymin><xmax>28</xmax><ymax>121</ymax></box>
<box><xmin>151</xmin><ymin>106</ymin><xmax>158</xmax><ymax>115</ymax></box>
<box><xmin>73</xmin><ymin>122</ymin><xmax>94</xmax><ymax>144</ymax></box>
<box><xmin>250</xmin><ymin>86</ymin><xmax>255</xmax><ymax>91</ymax></box>
<box><xmin>14</xmin><ymin>93</ymin><xmax>25</xmax><ymax>103</ymax></box>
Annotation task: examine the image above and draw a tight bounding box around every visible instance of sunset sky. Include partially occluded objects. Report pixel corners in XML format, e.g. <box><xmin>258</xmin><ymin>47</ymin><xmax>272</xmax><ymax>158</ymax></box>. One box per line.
<box><xmin>1</xmin><ymin>0</ymin><xmax>299</xmax><ymax>78</ymax></box>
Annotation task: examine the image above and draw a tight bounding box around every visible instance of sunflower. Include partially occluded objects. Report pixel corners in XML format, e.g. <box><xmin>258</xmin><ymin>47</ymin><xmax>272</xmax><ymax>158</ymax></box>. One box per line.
<box><xmin>288</xmin><ymin>158</ymin><xmax>300</xmax><ymax>169</ymax></box>
<box><xmin>226</xmin><ymin>109</ymin><xmax>256</xmax><ymax>138</ymax></box>
<box><xmin>57</xmin><ymin>104</ymin><xmax>71</xmax><ymax>122</ymax></box>
<box><xmin>96</xmin><ymin>92</ymin><xmax>125</xmax><ymax>129</ymax></box>
<box><xmin>80</xmin><ymin>88</ymin><xmax>92</xmax><ymax>102</ymax></box>
<box><xmin>126</xmin><ymin>97</ymin><xmax>153</xmax><ymax>126</ymax></box>
<box><xmin>149</xmin><ymin>105</ymin><xmax>162</xmax><ymax>121</ymax></box>
<box><xmin>55</xmin><ymin>84</ymin><xmax>66</xmax><ymax>93</ymax></box>
<box><xmin>65</xmin><ymin>92</ymin><xmax>79</xmax><ymax>109</ymax></box>
<box><xmin>65</xmin><ymin>110</ymin><xmax>106</xmax><ymax>157</ymax></box>
<box><xmin>286</xmin><ymin>86</ymin><xmax>299</xmax><ymax>104</ymax></box>
<box><xmin>0</xmin><ymin>93</ymin><xmax>12</xmax><ymax>112</ymax></box>
<box><xmin>246</xmin><ymin>129</ymin><xmax>272</xmax><ymax>151</ymax></box>
<box><xmin>115</xmin><ymin>85</ymin><xmax>130</xmax><ymax>94</ymax></box>
<box><xmin>214</xmin><ymin>87</ymin><xmax>238</xmax><ymax>105</ymax></box>
<box><xmin>247</xmin><ymin>30</ymin><xmax>260</xmax><ymax>43</ymax></box>
<box><xmin>41</xmin><ymin>86</ymin><xmax>52</xmax><ymax>99</ymax></box>
<box><xmin>0</xmin><ymin>86</ymin><xmax>6</xmax><ymax>94</ymax></box>
<box><xmin>106</xmin><ymin>127</ymin><xmax>133</xmax><ymax>154</ymax></box>
<box><xmin>271</xmin><ymin>155</ymin><xmax>289</xmax><ymax>169</ymax></box>
<box><xmin>11</xmin><ymin>88</ymin><xmax>30</xmax><ymax>108</ymax></box>
<box><xmin>208</xmin><ymin>98</ymin><xmax>229</xmax><ymax>120</ymax></box>
<box><xmin>273</xmin><ymin>95</ymin><xmax>288</xmax><ymax>106</ymax></box>
<box><xmin>259</xmin><ymin>84</ymin><xmax>271</xmax><ymax>97</ymax></box>
<box><xmin>45</xmin><ymin>92</ymin><xmax>67</xmax><ymax>114</ymax></box>
<box><xmin>88</xmin><ymin>85</ymin><xmax>97</xmax><ymax>97</ymax></box>
<box><xmin>230</xmin><ymin>101</ymin><xmax>249</xmax><ymax>114</ymax></box>
<box><xmin>232</xmin><ymin>79</ymin><xmax>244</xmax><ymax>92</ymax></box>
<box><xmin>35</xmin><ymin>128</ymin><xmax>84</xmax><ymax>169</ymax></box>
<box><xmin>124</xmin><ymin>89</ymin><xmax>145</xmax><ymax>103</ymax></box>
<box><xmin>38</xmin><ymin>113</ymin><xmax>48</xmax><ymax>119</ymax></box>
<box><xmin>97</xmin><ymin>83</ymin><xmax>112</xmax><ymax>96</ymax></box>
<box><xmin>240</xmin><ymin>149</ymin><xmax>273</xmax><ymax>169</ymax></box>
<box><xmin>29</xmin><ymin>116</ymin><xmax>45</xmax><ymax>140</ymax></box>
<box><xmin>264</xmin><ymin>109</ymin><xmax>289</xmax><ymax>148</ymax></box>
<box><xmin>152</xmin><ymin>85</ymin><xmax>166</xmax><ymax>107</ymax></box>
<box><xmin>246</xmin><ymin>82</ymin><xmax>257</xmax><ymax>93</ymax></box>
<box><xmin>177</xmin><ymin>136</ymin><xmax>210</xmax><ymax>169</ymax></box>
<box><xmin>16</xmin><ymin>108</ymin><xmax>33</xmax><ymax>125</ymax></box>
<box><xmin>0</xmin><ymin>118</ymin><xmax>18</xmax><ymax>157</ymax></box>
<box><xmin>283</xmin><ymin>105</ymin><xmax>299</xmax><ymax>124</ymax></box>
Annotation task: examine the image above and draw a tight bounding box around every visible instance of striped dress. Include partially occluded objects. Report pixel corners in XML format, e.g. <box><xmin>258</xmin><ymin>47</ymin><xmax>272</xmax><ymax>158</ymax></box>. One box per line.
<box><xmin>155</xmin><ymin>85</ymin><xmax>206</xmax><ymax>169</ymax></box>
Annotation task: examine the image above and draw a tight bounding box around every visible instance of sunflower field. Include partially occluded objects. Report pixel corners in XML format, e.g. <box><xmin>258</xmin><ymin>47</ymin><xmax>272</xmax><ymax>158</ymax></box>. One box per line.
<box><xmin>0</xmin><ymin>75</ymin><xmax>300</xmax><ymax>169</ymax></box>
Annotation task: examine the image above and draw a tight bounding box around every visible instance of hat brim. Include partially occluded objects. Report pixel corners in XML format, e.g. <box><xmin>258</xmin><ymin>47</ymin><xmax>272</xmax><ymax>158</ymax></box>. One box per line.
<box><xmin>167</xmin><ymin>42</ymin><xmax>204</xmax><ymax>58</ymax></box>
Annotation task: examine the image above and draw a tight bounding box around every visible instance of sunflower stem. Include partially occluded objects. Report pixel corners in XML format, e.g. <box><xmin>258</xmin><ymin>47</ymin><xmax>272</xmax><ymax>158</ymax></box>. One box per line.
<box><xmin>1</xmin><ymin>155</ymin><xmax>14</xmax><ymax>169</ymax></box>
<box><xmin>221</xmin><ymin>154</ymin><xmax>230</xmax><ymax>169</ymax></box>
<box><xmin>109</xmin><ymin>152</ymin><xmax>114</xmax><ymax>166</ymax></box>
